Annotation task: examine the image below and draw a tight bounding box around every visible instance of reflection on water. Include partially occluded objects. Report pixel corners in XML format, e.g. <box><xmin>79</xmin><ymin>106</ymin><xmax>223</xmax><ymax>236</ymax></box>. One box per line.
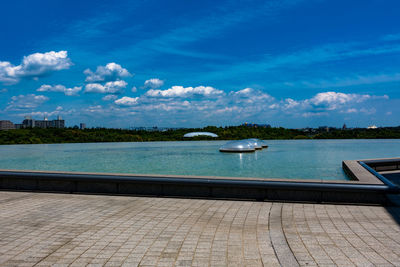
<box><xmin>0</xmin><ymin>139</ymin><xmax>399</xmax><ymax>180</ymax></box>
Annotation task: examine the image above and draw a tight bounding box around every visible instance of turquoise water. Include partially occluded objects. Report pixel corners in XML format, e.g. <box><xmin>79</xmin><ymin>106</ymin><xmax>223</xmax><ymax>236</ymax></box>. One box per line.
<box><xmin>0</xmin><ymin>140</ymin><xmax>399</xmax><ymax>180</ymax></box>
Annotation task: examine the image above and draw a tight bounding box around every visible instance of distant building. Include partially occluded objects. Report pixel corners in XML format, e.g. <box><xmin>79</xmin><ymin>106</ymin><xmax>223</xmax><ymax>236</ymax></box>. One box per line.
<box><xmin>367</xmin><ymin>125</ymin><xmax>378</xmax><ymax>129</ymax></box>
<box><xmin>52</xmin><ymin>116</ymin><xmax>65</xmax><ymax>128</ymax></box>
<box><xmin>318</xmin><ymin>126</ymin><xmax>330</xmax><ymax>132</ymax></box>
<box><xmin>0</xmin><ymin>120</ymin><xmax>15</xmax><ymax>130</ymax></box>
<box><xmin>22</xmin><ymin>116</ymin><xmax>35</xmax><ymax>128</ymax></box>
<box><xmin>342</xmin><ymin>123</ymin><xmax>347</xmax><ymax>130</ymax></box>
<box><xmin>35</xmin><ymin>117</ymin><xmax>52</xmax><ymax>128</ymax></box>
<box><xmin>301</xmin><ymin>127</ymin><xmax>316</xmax><ymax>133</ymax></box>
<box><xmin>241</xmin><ymin>122</ymin><xmax>271</xmax><ymax>128</ymax></box>
<box><xmin>19</xmin><ymin>115</ymin><xmax>65</xmax><ymax>129</ymax></box>
<box><xmin>80</xmin><ymin>123</ymin><xmax>86</xmax><ymax>130</ymax></box>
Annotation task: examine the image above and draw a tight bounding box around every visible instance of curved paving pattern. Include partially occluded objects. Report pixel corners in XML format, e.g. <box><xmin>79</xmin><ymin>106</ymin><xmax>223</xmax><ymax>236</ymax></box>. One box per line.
<box><xmin>0</xmin><ymin>191</ymin><xmax>399</xmax><ymax>266</ymax></box>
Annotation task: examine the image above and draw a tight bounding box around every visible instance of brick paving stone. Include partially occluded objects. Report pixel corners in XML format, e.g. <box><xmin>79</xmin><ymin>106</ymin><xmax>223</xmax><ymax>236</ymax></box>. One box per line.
<box><xmin>0</xmin><ymin>191</ymin><xmax>399</xmax><ymax>266</ymax></box>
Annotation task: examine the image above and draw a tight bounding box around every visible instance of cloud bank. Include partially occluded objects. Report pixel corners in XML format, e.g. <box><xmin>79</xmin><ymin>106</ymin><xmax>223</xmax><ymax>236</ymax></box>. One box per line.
<box><xmin>7</xmin><ymin>94</ymin><xmax>49</xmax><ymax>110</ymax></box>
<box><xmin>146</xmin><ymin>85</ymin><xmax>224</xmax><ymax>98</ymax></box>
<box><xmin>112</xmin><ymin>87</ymin><xmax>389</xmax><ymax>124</ymax></box>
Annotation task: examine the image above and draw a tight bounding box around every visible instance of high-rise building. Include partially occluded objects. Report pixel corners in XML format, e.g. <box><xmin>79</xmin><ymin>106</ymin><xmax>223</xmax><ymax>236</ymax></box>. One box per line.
<box><xmin>22</xmin><ymin>116</ymin><xmax>35</xmax><ymax>128</ymax></box>
<box><xmin>0</xmin><ymin>120</ymin><xmax>15</xmax><ymax>130</ymax></box>
<box><xmin>20</xmin><ymin>116</ymin><xmax>65</xmax><ymax>129</ymax></box>
<box><xmin>80</xmin><ymin>123</ymin><xmax>86</xmax><ymax>130</ymax></box>
<box><xmin>35</xmin><ymin>119</ymin><xmax>52</xmax><ymax>128</ymax></box>
<box><xmin>52</xmin><ymin>116</ymin><xmax>65</xmax><ymax>128</ymax></box>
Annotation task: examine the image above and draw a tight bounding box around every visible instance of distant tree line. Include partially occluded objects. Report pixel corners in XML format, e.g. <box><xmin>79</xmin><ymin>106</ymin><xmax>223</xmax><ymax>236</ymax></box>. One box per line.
<box><xmin>0</xmin><ymin>126</ymin><xmax>400</xmax><ymax>145</ymax></box>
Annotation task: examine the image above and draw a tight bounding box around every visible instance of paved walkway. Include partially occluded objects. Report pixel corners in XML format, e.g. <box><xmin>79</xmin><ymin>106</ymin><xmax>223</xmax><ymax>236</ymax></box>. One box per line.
<box><xmin>0</xmin><ymin>191</ymin><xmax>399</xmax><ymax>266</ymax></box>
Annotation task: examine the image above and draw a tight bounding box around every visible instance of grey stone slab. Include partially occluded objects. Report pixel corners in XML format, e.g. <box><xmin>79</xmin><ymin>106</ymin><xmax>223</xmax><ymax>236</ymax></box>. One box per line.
<box><xmin>0</xmin><ymin>191</ymin><xmax>399</xmax><ymax>266</ymax></box>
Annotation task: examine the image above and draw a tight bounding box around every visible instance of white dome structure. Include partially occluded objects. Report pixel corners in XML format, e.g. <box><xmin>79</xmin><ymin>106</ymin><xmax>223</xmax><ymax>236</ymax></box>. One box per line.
<box><xmin>244</xmin><ymin>139</ymin><xmax>262</xmax><ymax>150</ymax></box>
<box><xmin>183</xmin><ymin>132</ymin><xmax>218</xmax><ymax>138</ymax></box>
<box><xmin>245</xmin><ymin>138</ymin><xmax>268</xmax><ymax>148</ymax></box>
<box><xmin>219</xmin><ymin>140</ymin><xmax>256</xmax><ymax>153</ymax></box>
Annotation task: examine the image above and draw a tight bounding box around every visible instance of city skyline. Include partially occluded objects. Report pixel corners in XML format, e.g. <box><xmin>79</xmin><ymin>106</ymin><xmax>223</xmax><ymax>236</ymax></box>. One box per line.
<box><xmin>1</xmin><ymin>0</ymin><xmax>400</xmax><ymax>128</ymax></box>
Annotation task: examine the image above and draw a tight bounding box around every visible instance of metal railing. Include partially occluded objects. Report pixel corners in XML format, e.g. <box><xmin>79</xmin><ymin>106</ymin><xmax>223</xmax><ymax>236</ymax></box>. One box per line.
<box><xmin>359</xmin><ymin>161</ymin><xmax>400</xmax><ymax>194</ymax></box>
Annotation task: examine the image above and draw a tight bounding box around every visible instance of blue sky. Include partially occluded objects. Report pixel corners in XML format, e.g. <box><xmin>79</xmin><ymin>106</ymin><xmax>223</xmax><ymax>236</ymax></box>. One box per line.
<box><xmin>1</xmin><ymin>0</ymin><xmax>399</xmax><ymax>128</ymax></box>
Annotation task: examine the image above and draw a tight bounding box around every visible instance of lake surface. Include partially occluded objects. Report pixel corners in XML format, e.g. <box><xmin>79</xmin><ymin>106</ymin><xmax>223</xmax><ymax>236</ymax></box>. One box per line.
<box><xmin>0</xmin><ymin>140</ymin><xmax>399</xmax><ymax>180</ymax></box>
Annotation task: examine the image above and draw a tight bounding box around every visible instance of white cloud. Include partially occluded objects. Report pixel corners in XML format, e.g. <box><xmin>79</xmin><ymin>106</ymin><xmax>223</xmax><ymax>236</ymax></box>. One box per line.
<box><xmin>233</xmin><ymin>87</ymin><xmax>253</xmax><ymax>96</ymax></box>
<box><xmin>84</xmin><ymin>80</ymin><xmax>127</xmax><ymax>94</ymax></box>
<box><xmin>146</xmin><ymin>85</ymin><xmax>224</xmax><ymax>98</ymax></box>
<box><xmin>269</xmin><ymin>103</ymin><xmax>279</xmax><ymax>109</ymax></box>
<box><xmin>37</xmin><ymin>84</ymin><xmax>82</xmax><ymax>96</ymax></box>
<box><xmin>213</xmin><ymin>106</ymin><xmax>242</xmax><ymax>114</ymax></box>
<box><xmin>301</xmin><ymin>112</ymin><xmax>327</xmax><ymax>118</ymax></box>
<box><xmin>142</xmin><ymin>78</ymin><xmax>164</xmax><ymax>89</ymax></box>
<box><xmin>22</xmin><ymin>106</ymin><xmax>76</xmax><ymax>118</ymax></box>
<box><xmin>115</xmin><ymin>87</ymin><xmax>275</xmax><ymax>123</ymax></box>
<box><xmin>359</xmin><ymin>108</ymin><xmax>376</xmax><ymax>115</ymax></box>
<box><xmin>102</xmin><ymin>94</ymin><xmax>118</xmax><ymax>101</ymax></box>
<box><xmin>282</xmin><ymin>98</ymin><xmax>300</xmax><ymax>109</ymax></box>
<box><xmin>379</xmin><ymin>94</ymin><xmax>389</xmax><ymax>100</ymax></box>
<box><xmin>90</xmin><ymin>86</ymin><xmax>391</xmax><ymax>127</ymax></box>
<box><xmin>0</xmin><ymin>51</ymin><xmax>72</xmax><ymax>84</ymax></box>
<box><xmin>84</xmin><ymin>63</ymin><xmax>131</xmax><ymax>82</ymax></box>
<box><xmin>131</xmin><ymin>86</ymin><xmax>137</xmax><ymax>92</ymax></box>
<box><xmin>7</xmin><ymin>94</ymin><xmax>49</xmax><ymax>110</ymax></box>
<box><xmin>344</xmin><ymin>108</ymin><xmax>358</xmax><ymax>113</ymax></box>
<box><xmin>84</xmin><ymin>105</ymin><xmax>102</xmax><ymax>113</ymax></box>
<box><xmin>278</xmin><ymin>91</ymin><xmax>389</xmax><ymax>117</ymax></box>
<box><xmin>143</xmin><ymin>101</ymin><xmax>192</xmax><ymax>111</ymax></box>
<box><xmin>76</xmin><ymin>85</ymin><xmax>400</xmax><ymax>128</ymax></box>
<box><xmin>114</xmin><ymin>87</ymin><xmax>276</xmax><ymax>124</ymax></box>
<box><xmin>308</xmin><ymin>91</ymin><xmax>370</xmax><ymax>110</ymax></box>
<box><xmin>114</xmin><ymin>96</ymin><xmax>139</xmax><ymax>106</ymax></box>
<box><xmin>0</xmin><ymin>62</ymin><xmax>18</xmax><ymax>84</ymax></box>
<box><xmin>82</xmin><ymin>105</ymin><xmax>132</xmax><ymax>117</ymax></box>
<box><xmin>230</xmin><ymin>88</ymin><xmax>274</xmax><ymax>103</ymax></box>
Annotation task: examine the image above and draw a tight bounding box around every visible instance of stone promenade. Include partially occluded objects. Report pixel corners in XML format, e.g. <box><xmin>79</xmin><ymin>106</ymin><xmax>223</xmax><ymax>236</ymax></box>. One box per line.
<box><xmin>0</xmin><ymin>191</ymin><xmax>399</xmax><ymax>266</ymax></box>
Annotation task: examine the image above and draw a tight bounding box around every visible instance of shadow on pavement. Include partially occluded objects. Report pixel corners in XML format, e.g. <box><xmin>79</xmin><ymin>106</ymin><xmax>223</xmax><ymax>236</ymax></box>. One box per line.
<box><xmin>383</xmin><ymin>172</ymin><xmax>400</xmax><ymax>226</ymax></box>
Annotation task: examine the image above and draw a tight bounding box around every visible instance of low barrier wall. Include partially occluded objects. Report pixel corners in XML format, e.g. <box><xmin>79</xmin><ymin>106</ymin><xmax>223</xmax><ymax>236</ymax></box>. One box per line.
<box><xmin>1</xmin><ymin>160</ymin><xmax>398</xmax><ymax>204</ymax></box>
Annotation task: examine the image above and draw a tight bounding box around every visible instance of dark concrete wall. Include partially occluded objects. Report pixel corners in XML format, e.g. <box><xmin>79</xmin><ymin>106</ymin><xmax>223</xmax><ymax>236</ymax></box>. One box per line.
<box><xmin>0</xmin><ymin>171</ymin><xmax>389</xmax><ymax>204</ymax></box>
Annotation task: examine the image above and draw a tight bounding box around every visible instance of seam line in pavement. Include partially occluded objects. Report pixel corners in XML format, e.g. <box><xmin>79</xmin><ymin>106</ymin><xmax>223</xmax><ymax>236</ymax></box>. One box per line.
<box><xmin>269</xmin><ymin>203</ymin><xmax>299</xmax><ymax>267</ymax></box>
